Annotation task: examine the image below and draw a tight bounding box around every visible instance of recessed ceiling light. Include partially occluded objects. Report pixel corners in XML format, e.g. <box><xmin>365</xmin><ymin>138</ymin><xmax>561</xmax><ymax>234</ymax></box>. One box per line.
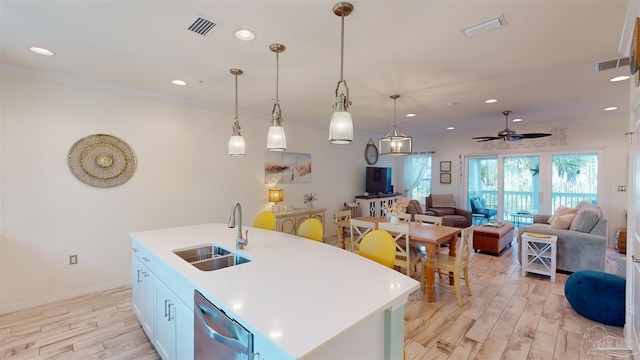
<box><xmin>604</xmin><ymin>106</ymin><xmax>618</xmax><ymax>111</ymax></box>
<box><xmin>447</xmin><ymin>127</ymin><xmax>455</xmax><ymax>130</ymax></box>
<box><xmin>610</xmin><ymin>75</ymin><xmax>630</xmax><ymax>82</ymax></box>
<box><xmin>447</xmin><ymin>102</ymin><xmax>459</xmax><ymax>107</ymax></box>
<box><xmin>512</xmin><ymin>118</ymin><xmax>523</xmax><ymax>122</ymax></box>
<box><xmin>29</xmin><ymin>47</ymin><xmax>54</xmax><ymax>56</ymax></box>
<box><xmin>172</xmin><ymin>80</ymin><xmax>187</xmax><ymax>86</ymax></box>
<box><xmin>485</xmin><ymin>99</ymin><xmax>498</xmax><ymax>104</ymax></box>
<box><xmin>235</xmin><ymin>29</ymin><xmax>256</xmax><ymax>41</ymax></box>
<box><xmin>406</xmin><ymin>113</ymin><xmax>416</xmax><ymax>117</ymax></box>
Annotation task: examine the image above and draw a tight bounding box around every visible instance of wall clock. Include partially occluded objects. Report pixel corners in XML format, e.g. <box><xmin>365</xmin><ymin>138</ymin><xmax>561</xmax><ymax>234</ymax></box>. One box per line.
<box><xmin>365</xmin><ymin>138</ymin><xmax>378</xmax><ymax>165</ymax></box>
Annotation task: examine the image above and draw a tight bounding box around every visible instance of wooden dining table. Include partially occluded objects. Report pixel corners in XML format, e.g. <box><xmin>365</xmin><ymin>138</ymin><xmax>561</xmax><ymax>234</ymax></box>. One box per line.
<box><xmin>334</xmin><ymin>216</ymin><xmax>461</xmax><ymax>302</ymax></box>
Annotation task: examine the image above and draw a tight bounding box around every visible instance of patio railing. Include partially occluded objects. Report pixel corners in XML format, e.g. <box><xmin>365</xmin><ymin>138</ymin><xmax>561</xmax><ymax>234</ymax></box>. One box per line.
<box><xmin>472</xmin><ymin>191</ymin><xmax>597</xmax><ymax>226</ymax></box>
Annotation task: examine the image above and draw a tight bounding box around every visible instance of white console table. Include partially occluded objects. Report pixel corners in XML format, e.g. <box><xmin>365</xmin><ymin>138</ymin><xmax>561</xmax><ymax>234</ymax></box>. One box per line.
<box><xmin>355</xmin><ymin>193</ymin><xmax>402</xmax><ymax>218</ymax></box>
<box><xmin>274</xmin><ymin>208</ymin><xmax>326</xmax><ymax>237</ymax></box>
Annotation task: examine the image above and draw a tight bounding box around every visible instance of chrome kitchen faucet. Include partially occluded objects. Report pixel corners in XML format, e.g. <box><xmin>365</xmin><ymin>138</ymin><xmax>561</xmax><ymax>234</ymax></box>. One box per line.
<box><xmin>228</xmin><ymin>202</ymin><xmax>248</xmax><ymax>250</ymax></box>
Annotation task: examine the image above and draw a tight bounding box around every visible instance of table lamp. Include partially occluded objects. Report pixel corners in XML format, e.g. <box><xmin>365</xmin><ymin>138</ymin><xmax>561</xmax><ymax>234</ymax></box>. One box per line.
<box><xmin>269</xmin><ymin>188</ymin><xmax>284</xmax><ymax>213</ymax></box>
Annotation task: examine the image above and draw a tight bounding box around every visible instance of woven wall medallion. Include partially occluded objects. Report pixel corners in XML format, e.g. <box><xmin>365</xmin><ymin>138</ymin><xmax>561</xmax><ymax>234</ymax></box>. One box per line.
<box><xmin>68</xmin><ymin>134</ymin><xmax>137</xmax><ymax>188</ymax></box>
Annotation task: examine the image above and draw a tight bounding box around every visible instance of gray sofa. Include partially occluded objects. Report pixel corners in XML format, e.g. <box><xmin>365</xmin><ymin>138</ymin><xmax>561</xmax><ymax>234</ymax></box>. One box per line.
<box><xmin>517</xmin><ymin>202</ymin><xmax>607</xmax><ymax>273</ymax></box>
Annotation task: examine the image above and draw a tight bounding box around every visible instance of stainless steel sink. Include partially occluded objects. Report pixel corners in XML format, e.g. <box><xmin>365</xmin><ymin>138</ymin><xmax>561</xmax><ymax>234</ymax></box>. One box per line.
<box><xmin>173</xmin><ymin>244</ymin><xmax>250</xmax><ymax>271</ymax></box>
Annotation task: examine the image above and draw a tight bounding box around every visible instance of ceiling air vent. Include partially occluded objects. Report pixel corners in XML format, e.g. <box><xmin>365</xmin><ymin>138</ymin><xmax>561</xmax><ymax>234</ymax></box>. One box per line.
<box><xmin>188</xmin><ymin>16</ymin><xmax>217</xmax><ymax>36</ymax></box>
<box><xmin>594</xmin><ymin>57</ymin><xmax>629</xmax><ymax>72</ymax></box>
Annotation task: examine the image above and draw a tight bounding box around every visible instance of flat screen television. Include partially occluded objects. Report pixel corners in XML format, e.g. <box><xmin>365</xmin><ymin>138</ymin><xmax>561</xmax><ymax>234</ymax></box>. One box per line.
<box><xmin>365</xmin><ymin>167</ymin><xmax>392</xmax><ymax>194</ymax></box>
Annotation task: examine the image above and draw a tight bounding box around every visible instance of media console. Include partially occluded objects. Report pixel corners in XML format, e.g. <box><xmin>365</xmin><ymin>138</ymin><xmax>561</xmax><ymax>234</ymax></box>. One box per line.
<box><xmin>355</xmin><ymin>193</ymin><xmax>402</xmax><ymax>218</ymax></box>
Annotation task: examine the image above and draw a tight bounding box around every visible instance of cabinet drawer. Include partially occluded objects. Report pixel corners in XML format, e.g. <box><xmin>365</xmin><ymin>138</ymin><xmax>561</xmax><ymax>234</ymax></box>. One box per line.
<box><xmin>132</xmin><ymin>239</ymin><xmax>155</xmax><ymax>270</ymax></box>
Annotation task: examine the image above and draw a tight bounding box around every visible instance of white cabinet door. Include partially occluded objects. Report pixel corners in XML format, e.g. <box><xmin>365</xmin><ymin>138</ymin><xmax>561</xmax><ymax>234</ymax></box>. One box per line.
<box><xmin>155</xmin><ymin>280</ymin><xmax>176</xmax><ymax>360</ymax></box>
<box><xmin>155</xmin><ymin>279</ymin><xmax>194</xmax><ymax>360</ymax></box>
<box><xmin>132</xmin><ymin>256</ymin><xmax>154</xmax><ymax>340</ymax></box>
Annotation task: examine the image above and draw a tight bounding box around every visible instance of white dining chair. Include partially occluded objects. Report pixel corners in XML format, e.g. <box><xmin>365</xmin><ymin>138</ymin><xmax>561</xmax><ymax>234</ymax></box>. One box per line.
<box><xmin>350</xmin><ymin>219</ymin><xmax>376</xmax><ymax>253</ymax></box>
<box><xmin>378</xmin><ymin>222</ymin><xmax>423</xmax><ymax>276</ymax></box>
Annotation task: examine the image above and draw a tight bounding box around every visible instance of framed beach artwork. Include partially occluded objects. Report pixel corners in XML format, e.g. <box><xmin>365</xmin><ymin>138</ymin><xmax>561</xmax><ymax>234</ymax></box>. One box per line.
<box><xmin>265</xmin><ymin>151</ymin><xmax>312</xmax><ymax>184</ymax></box>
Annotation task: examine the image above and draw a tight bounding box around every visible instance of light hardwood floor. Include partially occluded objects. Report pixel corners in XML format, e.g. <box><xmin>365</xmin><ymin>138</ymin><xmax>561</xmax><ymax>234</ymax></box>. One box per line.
<box><xmin>0</xmin><ymin>237</ymin><xmax>630</xmax><ymax>360</ymax></box>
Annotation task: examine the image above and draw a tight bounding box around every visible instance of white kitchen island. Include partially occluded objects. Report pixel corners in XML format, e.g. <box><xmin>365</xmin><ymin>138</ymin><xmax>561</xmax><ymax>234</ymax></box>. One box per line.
<box><xmin>130</xmin><ymin>222</ymin><xmax>419</xmax><ymax>359</ymax></box>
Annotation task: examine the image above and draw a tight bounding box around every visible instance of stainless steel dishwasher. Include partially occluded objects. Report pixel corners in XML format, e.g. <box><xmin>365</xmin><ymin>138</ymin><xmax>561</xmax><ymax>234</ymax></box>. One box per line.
<box><xmin>194</xmin><ymin>290</ymin><xmax>254</xmax><ymax>359</ymax></box>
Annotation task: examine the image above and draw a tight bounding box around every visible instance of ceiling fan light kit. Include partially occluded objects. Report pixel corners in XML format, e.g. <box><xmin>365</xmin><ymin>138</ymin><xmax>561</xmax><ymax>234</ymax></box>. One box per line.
<box><xmin>472</xmin><ymin>111</ymin><xmax>552</xmax><ymax>142</ymax></box>
<box><xmin>328</xmin><ymin>2</ymin><xmax>354</xmax><ymax>145</ymax></box>
<box><xmin>379</xmin><ymin>95</ymin><xmax>412</xmax><ymax>156</ymax></box>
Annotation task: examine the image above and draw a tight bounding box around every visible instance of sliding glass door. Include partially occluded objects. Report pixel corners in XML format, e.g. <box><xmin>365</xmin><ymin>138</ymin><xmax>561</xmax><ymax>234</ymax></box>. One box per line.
<box><xmin>466</xmin><ymin>150</ymin><xmax>601</xmax><ymax>228</ymax></box>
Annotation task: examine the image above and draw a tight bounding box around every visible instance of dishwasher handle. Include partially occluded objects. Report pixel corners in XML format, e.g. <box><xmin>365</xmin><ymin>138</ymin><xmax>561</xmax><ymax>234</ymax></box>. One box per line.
<box><xmin>195</xmin><ymin>301</ymin><xmax>250</xmax><ymax>355</ymax></box>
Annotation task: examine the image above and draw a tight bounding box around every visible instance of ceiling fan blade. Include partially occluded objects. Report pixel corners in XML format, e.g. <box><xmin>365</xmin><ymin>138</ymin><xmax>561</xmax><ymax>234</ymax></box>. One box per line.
<box><xmin>472</xmin><ymin>136</ymin><xmax>501</xmax><ymax>142</ymax></box>
<box><xmin>520</xmin><ymin>133</ymin><xmax>552</xmax><ymax>139</ymax></box>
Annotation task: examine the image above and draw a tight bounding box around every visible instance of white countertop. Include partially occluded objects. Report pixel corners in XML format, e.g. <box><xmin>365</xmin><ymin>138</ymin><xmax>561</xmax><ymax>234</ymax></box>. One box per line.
<box><xmin>130</xmin><ymin>222</ymin><xmax>419</xmax><ymax>359</ymax></box>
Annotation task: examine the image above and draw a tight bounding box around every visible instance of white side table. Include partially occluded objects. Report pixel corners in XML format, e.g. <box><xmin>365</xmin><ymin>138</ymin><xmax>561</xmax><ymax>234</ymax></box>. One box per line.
<box><xmin>521</xmin><ymin>232</ymin><xmax>558</xmax><ymax>282</ymax></box>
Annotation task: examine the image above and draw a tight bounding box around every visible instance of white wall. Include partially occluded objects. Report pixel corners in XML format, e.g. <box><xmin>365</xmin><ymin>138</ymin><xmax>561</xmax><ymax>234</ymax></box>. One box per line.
<box><xmin>0</xmin><ymin>73</ymin><xmax>368</xmax><ymax>311</ymax></box>
<box><xmin>399</xmin><ymin>115</ymin><xmax>629</xmax><ymax>246</ymax></box>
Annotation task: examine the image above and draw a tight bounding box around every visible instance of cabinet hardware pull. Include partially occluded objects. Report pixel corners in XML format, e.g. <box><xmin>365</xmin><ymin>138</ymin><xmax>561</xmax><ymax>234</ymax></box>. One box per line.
<box><xmin>633</xmin><ymin>255</ymin><xmax>640</xmax><ymax>263</ymax></box>
<box><xmin>137</xmin><ymin>270</ymin><xmax>142</xmax><ymax>283</ymax></box>
<box><xmin>164</xmin><ymin>299</ymin><xmax>169</xmax><ymax>317</ymax></box>
<box><xmin>142</xmin><ymin>257</ymin><xmax>150</xmax><ymax>262</ymax></box>
<box><xmin>132</xmin><ymin>248</ymin><xmax>139</xmax><ymax>253</ymax></box>
<box><xmin>167</xmin><ymin>303</ymin><xmax>174</xmax><ymax>321</ymax></box>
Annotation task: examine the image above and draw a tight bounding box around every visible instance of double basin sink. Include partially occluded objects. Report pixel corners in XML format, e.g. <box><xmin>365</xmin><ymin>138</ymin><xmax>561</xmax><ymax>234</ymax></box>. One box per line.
<box><xmin>173</xmin><ymin>244</ymin><xmax>250</xmax><ymax>271</ymax></box>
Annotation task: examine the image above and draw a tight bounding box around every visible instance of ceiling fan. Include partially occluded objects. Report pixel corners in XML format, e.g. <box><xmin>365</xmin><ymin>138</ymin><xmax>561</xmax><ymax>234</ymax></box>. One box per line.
<box><xmin>472</xmin><ymin>111</ymin><xmax>552</xmax><ymax>142</ymax></box>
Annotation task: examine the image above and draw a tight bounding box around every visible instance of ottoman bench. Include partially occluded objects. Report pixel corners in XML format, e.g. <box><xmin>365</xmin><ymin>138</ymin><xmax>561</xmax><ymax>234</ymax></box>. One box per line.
<box><xmin>565</xmin><ymin>270</ymin><xmax>625</xmax><ymax>326</ymax></box>
<box><xmin>473</xmin><ymin>222</ymin><xmax>514</xmax><ymax>255</ymax></box>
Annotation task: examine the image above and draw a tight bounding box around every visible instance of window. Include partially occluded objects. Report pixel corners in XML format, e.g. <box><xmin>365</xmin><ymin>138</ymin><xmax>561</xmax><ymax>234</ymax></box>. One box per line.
<box><xmin>404</xmin><ymin>154</ymin><xmax>431</xmax><ymax>200</ymax></box>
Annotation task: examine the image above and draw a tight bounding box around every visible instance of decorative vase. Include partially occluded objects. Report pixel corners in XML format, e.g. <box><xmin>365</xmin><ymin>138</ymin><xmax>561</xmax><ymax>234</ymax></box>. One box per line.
<box><xmin>390</xmin><ymin>215</ymin><xmax>399</xmax><ymax>224</ymax></box>
<box><xmin>307</xmin><ymin>201</ymin><xmax>313</xmax><ymax>208</ymax></box>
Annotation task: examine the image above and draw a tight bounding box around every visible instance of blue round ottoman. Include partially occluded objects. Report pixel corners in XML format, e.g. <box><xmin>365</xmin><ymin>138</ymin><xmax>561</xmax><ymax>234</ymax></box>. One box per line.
<box><xmin>564</xmin><ymin>270</ymin><xmax>626</xmax><ymax>326</ymax></box>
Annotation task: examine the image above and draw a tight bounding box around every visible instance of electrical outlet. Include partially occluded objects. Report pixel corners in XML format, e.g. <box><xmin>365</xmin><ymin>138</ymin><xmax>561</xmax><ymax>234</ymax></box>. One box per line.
<box><xmin>69</xmin><ymin>255</ymin><xmax>77</xmax><ymax>265</ymax></box>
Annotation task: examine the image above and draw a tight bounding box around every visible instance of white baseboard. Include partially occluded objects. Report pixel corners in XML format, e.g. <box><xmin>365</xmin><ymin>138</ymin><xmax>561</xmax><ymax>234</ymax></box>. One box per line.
<box><xmin>0</xmin><ymin>279</ymin><xmax>131</xmax><ymax>315</ymax></box>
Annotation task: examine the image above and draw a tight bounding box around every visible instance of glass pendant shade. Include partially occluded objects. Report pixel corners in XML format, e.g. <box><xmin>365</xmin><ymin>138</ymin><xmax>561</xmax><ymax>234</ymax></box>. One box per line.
<box><xmin>267</xmin><ymin>124</ymin><xmax>286</xmax><ymax>151</ymax></box>
<box><xmin>228</xmin><ymin>131</ymin><xmax>246</xmax><ymax>156</ymax></box>
<box><xmin>328</xmin><ymin>2</ymin><xmax>354</xmax><ymax>144</ymax></box>
<box><xmin>328</xmin><ymin>111</ymin><xmax>353</xmax><ymax>144</ymax></box>
<box><xmin>379</xmin><ymin>94</ymin><xmax>412</xmax><ymax>156</ymax></box>
<box><xmin>267</xmin><ymin>43</ymin><xmax>287</xmax><ymax>151</ymax></box>
<box><xmin>228</xmin><ymin>68</ymin><xmax>246</xmax><ymax>156</ymax></box>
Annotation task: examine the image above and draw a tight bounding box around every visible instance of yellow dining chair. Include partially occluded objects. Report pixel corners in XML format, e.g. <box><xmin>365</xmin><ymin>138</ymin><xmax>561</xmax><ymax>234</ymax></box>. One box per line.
<box><xmin>297</xmin><ymin>218</ymin><xmax>324</xmax><ymax>242</ymax></box>
<box><xmin>358</xmin><ymin>230</ymin><xmax>396</xmax><ymax>268</ymax></box>
<box><xmin>253</xmin><ymin>211</ymin><xmax>276</xmax><ymax>231</ymax></box>
<box><xmin>421</xmin><ymin>226</ymin><xmax>474</xmax><ymax>306</ymax></box>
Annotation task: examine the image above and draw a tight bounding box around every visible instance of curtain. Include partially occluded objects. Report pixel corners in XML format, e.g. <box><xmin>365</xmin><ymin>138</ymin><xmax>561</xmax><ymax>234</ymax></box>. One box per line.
<box><xmin>403</xmin><ymin>153</ymin><xmax>430</xmax><ymax>199</ymax></box>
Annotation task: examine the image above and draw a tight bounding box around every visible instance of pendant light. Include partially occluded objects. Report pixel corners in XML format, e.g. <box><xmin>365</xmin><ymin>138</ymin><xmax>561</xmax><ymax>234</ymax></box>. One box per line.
<box><xmin>228</xmin><ymin>68</ymin><xmax>246</xmax><ymax>156</ymax></box>
<box><xmin>379</xmin><ymin>95</ymin><xmax>412</xmax><ymax>155</ymax></box>
<box><xmin>328</xmin><ymin>2</ymin><xmax>354</xmax><ymax>144</ymax></box>
<box><xmin>267</xmin><ymin>43</ymin><xmax>286</xmax><ymax>151</ymax></box>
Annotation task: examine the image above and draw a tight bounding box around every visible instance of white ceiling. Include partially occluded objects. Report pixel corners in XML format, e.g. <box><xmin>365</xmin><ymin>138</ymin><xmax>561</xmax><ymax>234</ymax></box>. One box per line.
<box><xmin>0</xmin><ymin>0</ymin><xmax>633</xmax><ymax>140</ymax></box>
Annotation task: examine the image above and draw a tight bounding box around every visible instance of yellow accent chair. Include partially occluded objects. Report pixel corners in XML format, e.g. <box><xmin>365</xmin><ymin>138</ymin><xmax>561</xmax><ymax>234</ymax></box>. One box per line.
<box><xmin>253</xmin><ymin>211</ymin><xmax>276</xmax><ymax>231</ymax></box>
<box><xmin>421</xmin><ymin>226</ymin><xmax>474</xmax><ymax>306</ymax></box>
<box><xmin>297</xmin><ymin>218</ymin><xmax>324</xmax><ymax>242</ymax></box>
<box><xmin>358</xmin><ymin>230</ymin><xmax>397</xmax><ymax>268</ymax></box>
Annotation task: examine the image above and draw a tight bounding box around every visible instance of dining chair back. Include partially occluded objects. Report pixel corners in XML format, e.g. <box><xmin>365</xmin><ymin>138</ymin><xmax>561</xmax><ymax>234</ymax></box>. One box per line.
<box><xmin>378</xmin><ymin>222</ymin><xmax>423</xmax><ymax>276</ymax></box>
<box><xmin>253</xmin><ymin>211</ymin><xmax>276</xmax><ymax>231</ymax></box>
<box><xmin>396</xmin><ymin>213</ymin><xmax>412</xmax><ymax>222</ymax></box>
<box><xmin>333</xmin><ymin>210</ymin><xmax>351</xmax><ymax>222</ymax></box>
<box><xmin>296</xmin><ymin>218</ymin><xmax>324</xmax><ymax>242</ymax></box>
<box><xmin>414</xmin><ymin>214</ymin><xmax>443</xmax><ymax>225</ymax></box>
<box><xmin>358</xmin><ymin>230</ymin><xmax>397</xmax><ymax>268</ymax></box>
<box><xmin>350</xmin><ymin>219</ymin><xmax>376</xmax><ymax>252</ymax></box>
<box><xmin>421</xmin><ymin>226</ymin><xmax>474</xmax><ymax>306</ymax></box>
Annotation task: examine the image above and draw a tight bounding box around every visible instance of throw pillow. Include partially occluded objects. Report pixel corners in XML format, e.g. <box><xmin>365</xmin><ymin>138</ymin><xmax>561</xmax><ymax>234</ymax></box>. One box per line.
<box><xmin>550</xmin><ymin>214</ymin><xmax>576</xmax><ymax>229</ymax></box>
<box><xmin>472</xmin><ymin>199</ymin><xmax>484</xmax><ymax>210</ymax></box>
<box><xmin>548</xmin><ymin>205</ymin><xmax>577</xmax><ymax>224</ymax></box>
<box><xmin>570</xmin><ymin>207</ymin><xmax>602</xmax><ymax>233</ymax></box>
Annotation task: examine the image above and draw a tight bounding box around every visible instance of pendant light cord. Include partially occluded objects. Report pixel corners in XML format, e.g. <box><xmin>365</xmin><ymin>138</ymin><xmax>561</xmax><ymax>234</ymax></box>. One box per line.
<box><xmin>340</xmin><ymin>11</ymin><xmax>345</xmax><ymax>81</ymax></box>
<box><xmin>234</xmin><ymin>73</ymin><xmax>239</xmax><ymax>119</ymax></box>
